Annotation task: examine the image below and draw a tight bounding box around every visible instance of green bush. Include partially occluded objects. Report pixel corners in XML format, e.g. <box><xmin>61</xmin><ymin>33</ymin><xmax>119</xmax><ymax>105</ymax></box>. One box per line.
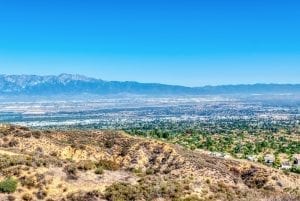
<box><xmin>0</xmin><ymin>177</ymin><xmax>18</xmax><ymax>193</ymax></box>
<box><xmin>145</xmin><ymin>168</ymin><xmax>155</xmax><ymax>175</ymax></box>
<box><xmin>291</xmin><ymin>166</ymin><xmax>300</xmax><ymax>174</ymax></box>
<box><xmin>95</xmin><ymin>167</ymin><xmax>104</xmax><ymax>175</ymax></box>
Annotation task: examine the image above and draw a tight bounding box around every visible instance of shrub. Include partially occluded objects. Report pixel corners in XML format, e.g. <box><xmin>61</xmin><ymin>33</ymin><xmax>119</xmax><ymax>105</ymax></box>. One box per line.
<box><xmin>22</xmin><ymin>193</ymin><xmax>33</xmax><ymax>201</ymax></box>
<box><xmin>104</xmin><ymin>140</ymin><xmax>114</xmax><ymax>149</ymax></box>
<box><xmin>77</xmin><ymin>160</ymin><xmax>95</xmax><ymax>171</ymax></box>
<box><xmin>36</xmin><ymin>189</ymin><xmax>48</xmax><ymax>200</ymax></box>
<box><xmin>95</xmin><ymin>167</ymin><xmax>104</xmax><ymax>175</ymax></box>
<box><xmin>105</xmin><ymin>179</ymin><xmax>187</xmax><ymax>201</ymax></box>
<box><xmin>163</xmin><ymin>168</ymin><xmax>172</xmax><ymax>174</ymax></box>
<box><xmin>7</xmin><ymin>195</ymin><xmax>16</xmax><ymax>201</ymax></box>
<box><xmin>146</xmin><ymin>168</ymin><xmax>155</xmax><ymax>175</ymax></box>
<box><xmin>132</xmin><ymin>167</ymin><xmax>143</xmax><ymax>174</ymax></box>
<box><xmin>0</xmin><ymin>177</ymin><xmax>18</xmax><ymax>193</ymax></box>
<box><xmin>291</xmin><ymin>166</ymin><xmax>300</xmax><ymax>174</ymax></box>
<box><xmin>97</xmin><ymin>159</ymin><xmax>120</xmax><ymax>171</ymax></box>
<box><xmin>32</xmin><ymin>131</ymin><xmax>42</xmax><ymax>139</ymax></box>
<box><xmin>22</xmin><ymin>132</ymin><xmax>32</xmax><ymax>138</ymax></box>
<box><xmin>66</xmin><ymin>190</ymin><xmax>101</xmax><ymax>201</ymax></box>
<box><xmin>8</xmin><ymin>139</ymin><xmax>19</xmax><ymax>147</ymax></box>
<box><xmin>105</xmin><ymin>183</ymin><xmax>141</xmax><ymax>201</ymax></box>
<box><xmin>20</xmin><ymin>176</ymin><xmax>36</xmax><ymax>189</ymax></box>
<box><xmin>179</xmin><ymin>195</ymin><xmax>203</xmax><ymax>201</ymax></box>
<box><xmin>20</xmin><ymin>126</ymin><xmax>30</xmax><ymax>131</ymax></box>
<box><xmin>50</xmin><ymin>152</ymin><xmax>58</xmax><ymax>157</ymax></box>
<box><xmin>79</xmin><ymin>145</ymin><xmax>86</xmax><ymax>150</ymax></box>
<box><xmin>265</xmin><ymin>195</ymin><xmax>300</xmax><ymax>201</ymax></box>
<box><xmin>35</xmin><ymin>147</ymin><xmax>44</xmax><ymax>154</ymax></box>
<box><xmin>64</xmin><ymin>165</ymin><xmax>78</xmax><ymax>180</ymax></box>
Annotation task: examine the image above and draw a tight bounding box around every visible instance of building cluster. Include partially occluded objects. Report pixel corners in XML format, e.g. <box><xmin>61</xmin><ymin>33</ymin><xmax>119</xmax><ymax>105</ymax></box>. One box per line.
<box><xmin>262</xmin><ymin>154</ymin><xmax>300</xmax><ymax>170</ymax></box>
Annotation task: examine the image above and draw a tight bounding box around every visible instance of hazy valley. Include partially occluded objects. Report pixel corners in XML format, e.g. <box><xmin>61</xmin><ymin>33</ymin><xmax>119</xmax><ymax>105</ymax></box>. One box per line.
<box><xmin>0</xmin><ymin>75</ymin><xmax>299</xmax><ymax>201</ymax></box>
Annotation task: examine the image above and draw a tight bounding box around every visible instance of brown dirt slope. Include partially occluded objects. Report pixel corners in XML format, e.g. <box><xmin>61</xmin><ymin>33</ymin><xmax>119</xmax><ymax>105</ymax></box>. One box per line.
<box><xmin>0</xmin><ymin>125</ymin><xmax>299</xmax><ymax>201</ymax></box>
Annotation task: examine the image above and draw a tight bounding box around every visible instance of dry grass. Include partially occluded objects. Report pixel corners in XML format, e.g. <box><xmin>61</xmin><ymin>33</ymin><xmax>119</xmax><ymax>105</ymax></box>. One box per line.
<box><xmin>0</xmin><ymin>125</ymin><xmax>299</xmax><ymax>201</ymax></box>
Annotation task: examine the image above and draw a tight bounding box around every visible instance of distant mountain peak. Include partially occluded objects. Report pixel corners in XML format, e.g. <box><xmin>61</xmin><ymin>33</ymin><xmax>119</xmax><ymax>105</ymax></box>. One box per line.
<box><xmin>0</xmin><ymin>74</ymin><xmax>299</xmax><ymax>96</ymax></box>
<box><xmin>57</xmin><ymin>73</ymin><xmax>96</xmax><ymax>83</ymax></box>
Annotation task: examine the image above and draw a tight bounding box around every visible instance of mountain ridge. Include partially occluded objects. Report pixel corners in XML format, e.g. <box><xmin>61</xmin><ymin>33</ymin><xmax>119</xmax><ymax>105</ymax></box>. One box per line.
<box><xmin>1</xmin><ymin>74</ymin><xmax>300</xmax><ymax>96</ymax></box>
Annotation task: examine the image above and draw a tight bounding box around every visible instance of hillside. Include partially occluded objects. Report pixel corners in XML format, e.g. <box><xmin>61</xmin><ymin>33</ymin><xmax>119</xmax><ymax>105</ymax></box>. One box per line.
<box><xmin>0</xmin><ymin>125</ymin><xmax>299</xmax><ymax>201</ymax></box>
<box><xmin>1</xmin><ymin>74</ymin><xmax>300</xmax><ymax>96</ymax></box>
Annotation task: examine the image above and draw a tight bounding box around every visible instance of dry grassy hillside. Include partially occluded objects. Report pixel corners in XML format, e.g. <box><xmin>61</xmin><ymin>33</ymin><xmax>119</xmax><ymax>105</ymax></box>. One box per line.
<box><xmin>0</xmin><ymin>125</ymin><xmax>299</xmax><ymax>201</ymax></box>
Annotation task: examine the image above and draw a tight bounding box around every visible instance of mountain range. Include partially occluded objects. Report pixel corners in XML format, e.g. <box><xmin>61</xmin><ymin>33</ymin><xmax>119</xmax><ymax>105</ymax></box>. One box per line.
<box><xmin>0</xmin><ymin>74</ymin><xmax>300</xmax><ymax>96</ymax></box>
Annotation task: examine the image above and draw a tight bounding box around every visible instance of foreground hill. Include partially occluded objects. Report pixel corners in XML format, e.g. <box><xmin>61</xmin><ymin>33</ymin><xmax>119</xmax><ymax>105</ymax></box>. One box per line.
<box><xmin>1</xmin><ymin>74</ymin><xmax>300</xmax><ymax>96</ymax></box>
<box><xmin>0</xmin><ymin>125</ymin><xmax>299</xmax><ymax>201</ymax></box>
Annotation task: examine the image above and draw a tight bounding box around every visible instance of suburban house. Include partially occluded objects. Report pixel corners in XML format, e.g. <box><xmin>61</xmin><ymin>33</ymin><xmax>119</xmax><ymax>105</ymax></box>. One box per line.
<box><xmin>211</xmin><ymin>152</ymin><xmax>223</xmax><ymax>158</ymax></box>
<box><xmin>278</xmin><ymin>153</ymin><xmax>292</xmax><ymax>170</ymax></box>
<box><xmin>293</xmin><ymin>154</ymin><xmax>300</xmax><ymax>167</ymax></box>
<box><xmin>264</xmin><ymin>154</ymin><xmax>275</xmax><ymax>165</ymax></box>
<box><xmin>247</xmin><ymin>155</ymin><xmax>257</xmax><ymax>162</ymax></box>
<box><xmin>281</xmin><ymin>161</ymin><xmax>292</xmax><ymax>170</ymax></box>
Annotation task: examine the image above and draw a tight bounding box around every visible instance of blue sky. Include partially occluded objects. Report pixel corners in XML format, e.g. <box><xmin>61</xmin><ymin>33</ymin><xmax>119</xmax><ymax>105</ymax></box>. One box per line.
<box><xmin>0</xmin><ymin>0</ymin><xmax>299</xmax><ymax>86</ymax></box>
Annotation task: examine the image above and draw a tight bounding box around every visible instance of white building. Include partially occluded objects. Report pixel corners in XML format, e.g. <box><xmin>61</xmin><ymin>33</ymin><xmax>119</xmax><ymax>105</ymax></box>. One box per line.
<box><xmin>293</xmin><ymin>154</ymin><xmax>300</xmax><ymax>167</ymax></box>
<box><xmin>281</xmin><ymin>161</ymin><xmax>292</xmax><ymax>170</ymax></box>
<box><xmin>247</xmin><ymin>155</ymin><xmax>257</xmax><ymax>162</ymax></box>
<box><xmin>264</xmin><ymin>154</ymin><xmax>275</xmax><ymax>165</ymax></box>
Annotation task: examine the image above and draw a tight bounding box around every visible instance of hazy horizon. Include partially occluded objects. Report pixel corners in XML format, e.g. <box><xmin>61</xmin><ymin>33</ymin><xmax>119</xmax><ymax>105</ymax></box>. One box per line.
<box><xmin>1</xmin><ymin>73</ymin><xmax>300</xmax><ymax>88</ymax></box>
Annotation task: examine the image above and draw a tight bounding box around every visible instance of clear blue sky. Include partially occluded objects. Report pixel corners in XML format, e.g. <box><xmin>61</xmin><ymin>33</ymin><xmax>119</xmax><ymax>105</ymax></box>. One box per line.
<box><xmin>0</xmin><ymin>0</ymin><xmax>299</xmax><ymax>86</ymax></box>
